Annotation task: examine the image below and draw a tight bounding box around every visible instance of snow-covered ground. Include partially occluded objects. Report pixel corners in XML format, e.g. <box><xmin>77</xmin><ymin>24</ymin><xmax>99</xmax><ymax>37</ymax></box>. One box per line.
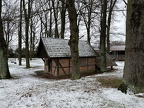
<box><xmin>0</xmin><ymin>59</ymin><xmax>143</xmax><ymax>108</ymax></box>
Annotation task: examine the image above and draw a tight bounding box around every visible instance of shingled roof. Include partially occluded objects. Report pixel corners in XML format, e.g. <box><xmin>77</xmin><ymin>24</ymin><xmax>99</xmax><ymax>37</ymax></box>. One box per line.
<box><xmin>38</xmin><ymin>37</ymin><xmax>99</xmax><ymax>58</ymax></box>
<box><xmin>110</xmin><ymin>45</ymin><xmax>125</xmax><ymax>51</ymax></box>
<box><xmin>95</xmin><ymin>51</ymin><xmax>118</xmax><ymax>67</ymax></box>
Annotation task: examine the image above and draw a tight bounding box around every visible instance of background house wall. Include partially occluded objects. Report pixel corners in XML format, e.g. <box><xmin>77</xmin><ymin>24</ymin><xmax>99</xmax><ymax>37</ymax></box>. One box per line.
<box><xmin>110</xmin><ymin>45</ymin><xmax>125</xmax><ymax>60</ymax></box>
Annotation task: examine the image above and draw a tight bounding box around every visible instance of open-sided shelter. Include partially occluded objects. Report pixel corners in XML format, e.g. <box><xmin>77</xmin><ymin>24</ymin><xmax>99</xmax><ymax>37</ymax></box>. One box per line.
<box><xmin>110</xmin><ymin>45</ymin><xmax>125</xmax><ymax>60</ymax></box>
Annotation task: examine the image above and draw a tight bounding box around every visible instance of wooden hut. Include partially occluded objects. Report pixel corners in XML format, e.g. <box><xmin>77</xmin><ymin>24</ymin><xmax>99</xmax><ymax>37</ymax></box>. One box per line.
<box><xmin>37</xmin><ymin>37</ymin><xmax>100</xmax><ymax>77</ymax></box>
<box><xmin>37</xmin><ymin>38</ymin><xmax>117</xmax><ymax>77</ymax></box>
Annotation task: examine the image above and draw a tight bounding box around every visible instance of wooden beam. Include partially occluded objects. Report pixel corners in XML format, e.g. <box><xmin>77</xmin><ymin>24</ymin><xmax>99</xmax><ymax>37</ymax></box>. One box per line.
<box><xmin>69</xmin><ymin>58</ymin><xmax>70</xmax><ymax>73</ymax></box>
<box><xmin>53</xmin><ymin>59</ymin><xmax>67</xmax><ymax>75</ymax></box>
<box><xmin>58</xmin><ymin>60</ymin><xmax>67</xmax><ymax>75</ymax></box>
<box><xmin>87</xmin><ymin>58</ymin><xmax>88</xmax><ymax>71</ymax></box>
<box><xmin>56</xmin><ymin>59</ymin><xmax>59</xmax><ymax>76</ymax></box>
<box><xmin>53</xmin><ymin>66</ymin><xmax>57</xmax><ymax>75</ymax></box>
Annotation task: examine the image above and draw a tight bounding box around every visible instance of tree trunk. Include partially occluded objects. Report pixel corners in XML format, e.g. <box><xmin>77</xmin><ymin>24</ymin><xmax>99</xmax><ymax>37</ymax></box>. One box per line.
<box><xmin>44</xmin><ymin>13</ymin><xmax>48</xmax><ymax>37</ymax></box>
<box><xmin>25</xmin><ymin>18</ymin><xmax>30</xmax><ymax>68</ymax></box>
<box><xmin>0</xmin><ymin>49</ymin><xmax>11</xmax><ymax>79</ymax></box>
<box><xmin>66</xmin><ymin>0</ymin><xmax>80</xmax><ymax>80</ymax></box>
<box><xmin>124</xmin><ymin>0</ymin><xmax>144</xmax><ymax>93</ymax></box>
<box><xmin>87</xmin><ymin>0</ymin><xmax>93</xmax><ymax>44</ymax></box>
<box><xmin>52</xmin><ymin>1</ymin><xmax>59</xmax><ymax>38</ymax></box>
<box><xmin>107</xmin><ymin>0</ymin><xmax>117</xmax><ymax>54</ymax></box>
<box><xmin>32</xmin><ymin>32</ymin><xmax>35</xmax><ymax>57</ymax></box>
<box><xmin>87</xmin><ymin>12</ymin><xmax>91</xmax><ymax>44</ymax></box>
<box><xmin>23</xmin><ymin>0</ymin><xmax>31</xmax><ymax>68</ymax></box>
<box><xmin>80</xmin><ymin>0</ymin><xmax>93</xmax><ymax>44</ymax></box>
<box><xmin>6</xmin><ymin>22</ymin><xmax>9</xmax><ymax>55</ymax></box>
<box><xmin>60</xmin><ymin>0</ymin><xmax>66</xmax><ymax>39</ymax></box>
<box><xmin>49</xmin><ymin>1</ymin><xmax>52</xmax><ymax>37</ymax></box>
<box><xmin>30</xmin><ymin>24</ymin><xmax>35</xmax><ymax>59</ymax></box>
<box><xmin>18</xmin><ymin>0</ymin><xmax>22</xmax><ymax>65</ymax></box>
<box><xmin>100</xmin><ymin>0</ymin><xmax>107</xmax><ymax>72</ymax></box>
<box><xmin>30</xmin><ymin>18</ymin><xmax>33</xmax><ymax>60</ymax></box>
<box><xmin>0</xmin><ymin>0</ymin><xmax>11</xmax><ymax>79</ymax></box>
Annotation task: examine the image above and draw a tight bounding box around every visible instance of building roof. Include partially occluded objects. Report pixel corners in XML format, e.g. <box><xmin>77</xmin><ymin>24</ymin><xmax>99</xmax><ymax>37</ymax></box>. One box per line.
<box><xmin>38</xmin><ymin>37</ymin><xmax>99</xmax><ymax>58</ymax></box>
<box><xmin>95</xmin><ymin>51</ymin><xmax>117</xmax><ymax>67</ymax></box>
<box><xmin>110</xmin><ymin>45</ymin><xmax>125</xmax><ymax>51</ymax></box>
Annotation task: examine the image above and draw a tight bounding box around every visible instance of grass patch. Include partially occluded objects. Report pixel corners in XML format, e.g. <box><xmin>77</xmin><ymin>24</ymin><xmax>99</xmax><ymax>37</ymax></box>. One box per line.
<box><xmin>35</xmin><ymin>70</ymin><xmax>71</xmax><ymax>79</ymax></box>
<box><xmin>31</xmin><ymin>66</ymin><xmax>43</xmax><ymax>69</ymax></box>
<box><xmin>35</xmin><ymin>70</ymin><xmax>45</xmax><ymax>76</ymax></box>
<box><xmin>97</xmin><ymin>76</ymin><xmax>122</xmax><ymax>88</ymax></box>
<box><xmin>34</xmin><ymin>70</ymin><xmax>97</xmax><ymax>80</ymax></box>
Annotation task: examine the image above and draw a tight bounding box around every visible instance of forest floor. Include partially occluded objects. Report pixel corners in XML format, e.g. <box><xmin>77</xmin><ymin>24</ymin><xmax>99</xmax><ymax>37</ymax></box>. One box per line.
<box><xmin>0</xmin><ymin>58</ymin><xmax>144</xmax><ymax>108</ymax></box>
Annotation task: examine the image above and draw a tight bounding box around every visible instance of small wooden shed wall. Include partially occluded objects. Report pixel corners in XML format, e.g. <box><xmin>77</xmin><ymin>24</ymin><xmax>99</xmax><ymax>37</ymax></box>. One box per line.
<box><xmin>37</xmin><ymin>38</ymin><xmax>99</xmax><ymax>77</ymax></box>
<box><xmin>44</xmin><ymin>57</ymin><xmax>96</xmax><ymax>76</ymax></box>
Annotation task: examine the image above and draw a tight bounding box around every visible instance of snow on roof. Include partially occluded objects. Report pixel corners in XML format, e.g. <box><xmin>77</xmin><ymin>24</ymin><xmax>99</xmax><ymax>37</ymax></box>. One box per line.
<box><xmin>41</xmin><ymin>37</ymin><xmax>99</xmax><ymax>58</ymax></box>
<box><xmin>110</xmin><ymin>45</ymin><xmax>125</xmax><ymax>51</ymax></box>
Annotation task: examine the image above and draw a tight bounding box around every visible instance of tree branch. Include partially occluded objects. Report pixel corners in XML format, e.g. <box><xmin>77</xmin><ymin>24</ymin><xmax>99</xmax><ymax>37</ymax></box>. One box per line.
<box><xmin>122</xmin><ymin>0</ymin><xmax>127</xmax><ymax>5</ymax></box>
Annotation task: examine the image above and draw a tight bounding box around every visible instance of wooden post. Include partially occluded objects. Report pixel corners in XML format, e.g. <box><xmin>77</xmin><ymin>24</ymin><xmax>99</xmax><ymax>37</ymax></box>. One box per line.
<box><xmin>69</xmin><ymin>58</ymin><xmax>70</xmax><ymax>73</ymax></box>
<box><xmin>56</xmin><ymin>59</ymin><xmax>59</xmax><ymax>76</ymax></box>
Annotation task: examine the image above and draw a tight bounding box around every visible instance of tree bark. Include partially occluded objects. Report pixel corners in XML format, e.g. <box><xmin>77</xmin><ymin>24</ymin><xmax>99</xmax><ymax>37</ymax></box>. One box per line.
<box><xmin>18</xmin><ymin>0</ymin><xmax>22</xmax><ymax>65</ymax></box>
<box><xmin>80</xmin><ymin>0</ymin><xmax>93</xmax><ymax>44</ymax></box>
<box><xmin>87</xmin><ymin>0</ymin><xmax>93</xmax><ymax>44</ymax></box>
<box><xmin>60</xmin><ymin>0</ymin><xmax>66</xmax><ymax>39</ymax></box>
<box><xmin>100</xmin><ymin>0</ymin><xmax>107</xmax><ymax>72</ymax></box>
<box><xmin>87</xmin><ymin>11</ymin><xmax>91</xmax><ymax>44</ymax></box>
<box><xmin>30</xmin><ymin>18</ymin><xmax>33</xmax><ymax>60</ymax></box>
<box><xmin>107</xmin><ymin>0</ymin><xmax>117</xmax><ymax>54</ymax></box>
<box><xmin>23</xmin><ymin>0</ymin><xmax>31</xmax><ymax>68</ymax></box>
<box><xmin>52</xmin><ymin>0</ymin><xmax>59</xmax><ymax>38</ymax></box>
<box><xmin>0</xmin><ymin>0</ymin><xmax>11</xmax><ymax>79</ymax></box>
<box><xmin>66</xmin><ymin>0</ymin><xmax>80</xmax><ymax>80</ymax></box>
<box><xmin>124</xmin><ymin>0</ymin><xmax>144</xmax><ymax>93</ymax></box>
<box><xmin>48</xmin><ymin>1</ymin><xmax>52</xmax><ymax>37</ymax></box>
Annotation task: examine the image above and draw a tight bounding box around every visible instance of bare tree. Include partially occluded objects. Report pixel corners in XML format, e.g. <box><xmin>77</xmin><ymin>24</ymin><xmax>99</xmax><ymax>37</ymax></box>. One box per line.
<box><xmin>107</xmin><ymin>0</ymin><xmax>117</xmax><ymax>53</ymax></box>
<box><xmin>60</xmin><ymin>0</ymin><xmax>66</xmax><ymax>39</ymax></box>
<box><xmin>29</xmin><ymin>16</ymin><xmax>39</xmax><ymax>59</ymax></box>
<box><xmin>18</xmin><ymin>0</ymin><xmax>23</xmax><ymax>65</ymax></box>
<box><xmin>66</xmin><ymin>0</ymin><xmax>80</xmax><ymax>80</ymax></box>
<box><xmin>2</xmin><ymin>0</ymin><xmax>18</xmax><ymax>55</ymax></box>
<box><xmin>52</xmin><ymin>0</ymin><xmax>59</xmax><ymax>38</ymax></box>
<box><xmin>35</xmin><ymin>0</ymin><xmax>54</xmax><ymax>37</ymax></box>
<box><xmin>79</xmin><ymin>0</ymin><xmax>99</xmax><ymax>43</ymax></box>
<box><xmin>100</xmin><ymin>0</ymin><xmax>107</xmax><ymax>72</ymax></box>
<box><xmin>0</xmin><ymin>0</ymin><xmax>11</xmax><ymax>79</ymax></box>
<box><xmin>122</xmin><ymin>0</ymin><xmax>127</xmax><ymax>5</ymax></box>
<box><xmin>23</xmin><ymin>0</ymin><xmax>32</xmax><ymax>68</ymax></box>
